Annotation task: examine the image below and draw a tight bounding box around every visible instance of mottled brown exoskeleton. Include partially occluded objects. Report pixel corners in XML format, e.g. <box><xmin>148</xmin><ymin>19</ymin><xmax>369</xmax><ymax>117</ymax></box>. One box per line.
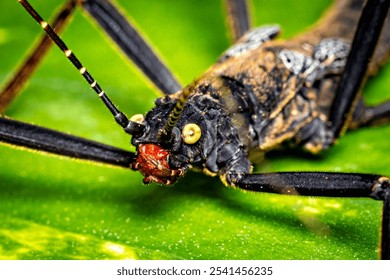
<box><xmin>1</xmin><ymin>0</ymin><xmax>390</xmax><ymax>259</ymax></box>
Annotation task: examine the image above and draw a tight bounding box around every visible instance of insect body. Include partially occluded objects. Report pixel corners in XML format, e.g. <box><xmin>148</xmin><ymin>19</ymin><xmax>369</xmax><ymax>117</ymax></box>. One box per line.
<box><xmin>1</xmin><ymin>0</ymin><xmax>390</xmax><ymax>259</ymax></box>
<box><xmin>130</xmin><ymin>1</ymin><xmax>390</xmax><ymax>186</ymax></box>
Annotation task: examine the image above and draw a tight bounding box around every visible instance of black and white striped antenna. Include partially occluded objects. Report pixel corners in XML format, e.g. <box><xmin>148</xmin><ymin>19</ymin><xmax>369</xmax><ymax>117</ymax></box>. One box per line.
<box><xmin>19</xmin><ymin>0</ymin><xmax>144</xmax><ymax>136</ymax></box>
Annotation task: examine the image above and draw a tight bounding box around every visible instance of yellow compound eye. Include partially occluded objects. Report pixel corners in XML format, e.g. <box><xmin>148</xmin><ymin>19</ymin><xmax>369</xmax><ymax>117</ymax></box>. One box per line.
<box><xmin>182</xmin><ymin>123</ymin><xmax>202</xmax><ymax>144</ymax></box>
<box><xmin>130</xmin><ymin>114</ymin><xmax>145</xmax><ymax>124</ymax></box>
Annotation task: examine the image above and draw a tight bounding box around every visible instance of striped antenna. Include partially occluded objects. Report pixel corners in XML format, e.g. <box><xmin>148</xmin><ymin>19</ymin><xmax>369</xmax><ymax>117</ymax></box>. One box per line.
<box><xmin>159</xmin><ymin>83</ymin><xmax>194</xmax><ymax>142</ymax></box>
<box><xmin>19</xmin><ymin>0</ymin><xmax>144</xmax><ymax>136</ymax></box>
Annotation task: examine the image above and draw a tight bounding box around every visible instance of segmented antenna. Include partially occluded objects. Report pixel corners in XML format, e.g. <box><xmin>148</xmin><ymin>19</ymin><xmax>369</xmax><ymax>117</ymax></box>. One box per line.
<box><xmin>159</xmin><ymin>83</ymin><xmax>193</xmax><ymax>142</ymax></box>
<box><xmin>19</xmin><ymin>0</ymin><xmax>144</xmax><ymax>136</ymax></box>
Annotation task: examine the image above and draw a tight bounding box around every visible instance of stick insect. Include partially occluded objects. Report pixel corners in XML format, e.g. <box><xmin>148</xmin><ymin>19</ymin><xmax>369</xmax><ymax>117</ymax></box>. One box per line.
<box><xmin>0</xmin><ymin>0</ymin><xmax>386</xmax><ymax>258</ymax></box>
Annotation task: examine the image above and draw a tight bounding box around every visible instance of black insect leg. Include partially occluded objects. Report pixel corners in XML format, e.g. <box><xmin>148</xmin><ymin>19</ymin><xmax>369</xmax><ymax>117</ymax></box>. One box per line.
<box><xmin>228</xmin><ymin>172</ymin><xmax>386</xmax><ymax>197</ymax></box>
<box><xmin>0</xmin><ymin>117</ymin><xmax>135</xmax><ymax>168</ymax></box>
<box><xmin>350</xmin><ymin>99</ymin><xmax>390</xmax><ymax>128</ymax></box>
<box><xmin>81</xmin><ymin>0</ymin><xmax>181</xmax><ymax>95</ymax></box>
<box><xmin>225</xmin><ymin>171</ymin><xmax>390</xmax><ymax>259</ymax></box>
<box><xmin>0</xmin><ymin>0</ymin><xmax>77</xmax><ymax>113</ymax></box>
<box><xmin>224</xmin><ymin>0</ymin><xmax>251</xmax><ymax>42</ymax></box>
<box><xmin>326</xmin><ymin>0</ymin><xmax>390</xmax><ymax>141</ymax></box>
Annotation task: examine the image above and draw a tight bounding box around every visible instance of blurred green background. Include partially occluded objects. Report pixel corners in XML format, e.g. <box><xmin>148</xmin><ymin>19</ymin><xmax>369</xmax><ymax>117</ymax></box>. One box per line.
<box><xmin>0</xmin><ymin>0</ymin><xmax>389</xmax><ymax>259</ymax></box>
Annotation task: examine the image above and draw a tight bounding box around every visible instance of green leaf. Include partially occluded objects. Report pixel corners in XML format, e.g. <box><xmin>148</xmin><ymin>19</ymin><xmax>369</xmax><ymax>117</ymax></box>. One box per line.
<box><xmin>0</xmin><ymin>0</ymin><xmax>389</xmax><ymax>259</ymax></box>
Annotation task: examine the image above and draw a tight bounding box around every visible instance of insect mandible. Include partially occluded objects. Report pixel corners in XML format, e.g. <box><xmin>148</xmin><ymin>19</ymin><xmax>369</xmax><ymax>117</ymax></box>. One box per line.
<box><xmin>0</xmin><ymin>0</ymin><xmax>390</xmax><ymax>259</ymax></box>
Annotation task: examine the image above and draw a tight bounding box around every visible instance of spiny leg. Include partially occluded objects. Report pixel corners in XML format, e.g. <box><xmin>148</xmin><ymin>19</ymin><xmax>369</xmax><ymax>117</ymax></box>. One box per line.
<box><xmin>226</xmin><ymin>171</ymin><xmax>390</xmax><ymax>259</ymax></box>
<box><xmin>224</xmin><ymin>0</ymin><xmax>251</xmax><ymax>42</ymax></box>
<box><xmin>0</xmin><ymin>0</ymin><xmax>77</xmax><ymax>113</ymax></box>
<box><xmin>81</xmin><ymin>0</ymin><xmax>181</xmax><ymax>95</ymax></box>
<box><xmin>326</xmin><ymin>0</ymin><xmax>389</xmax><ymax>141</ymax></box>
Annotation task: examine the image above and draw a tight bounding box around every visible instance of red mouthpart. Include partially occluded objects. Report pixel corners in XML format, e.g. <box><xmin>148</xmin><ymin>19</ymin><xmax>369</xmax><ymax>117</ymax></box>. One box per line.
<box><xmin>132</xmin><ymin>144</ymin><xmax>183</xmax><ymax>185</ymax></box>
